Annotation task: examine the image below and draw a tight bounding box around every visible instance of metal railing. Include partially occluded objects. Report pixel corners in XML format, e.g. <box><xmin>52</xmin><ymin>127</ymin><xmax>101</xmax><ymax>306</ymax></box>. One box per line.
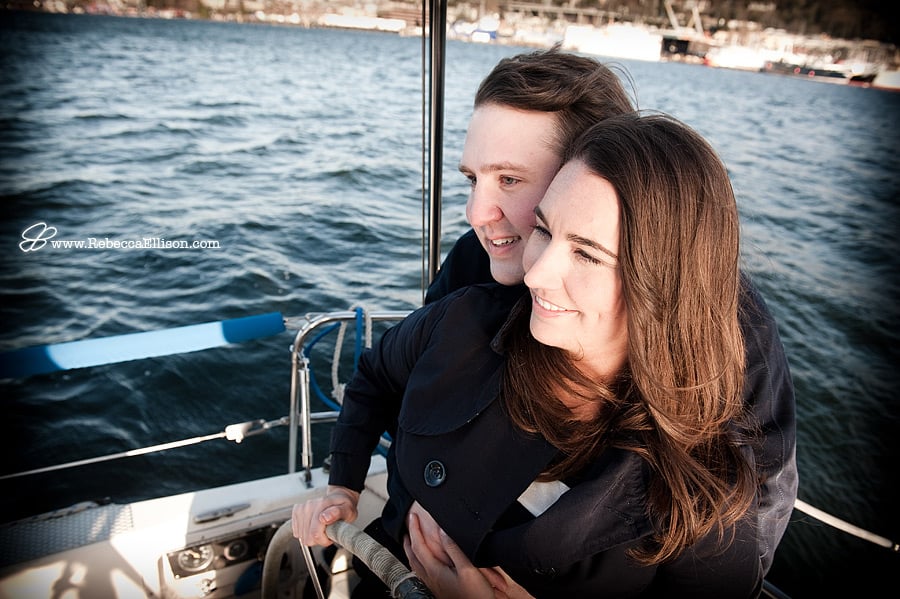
<box><xmin>286</xmin><ymin>309</ymin><xmax>408</xmax><ymax>480</ymax></box>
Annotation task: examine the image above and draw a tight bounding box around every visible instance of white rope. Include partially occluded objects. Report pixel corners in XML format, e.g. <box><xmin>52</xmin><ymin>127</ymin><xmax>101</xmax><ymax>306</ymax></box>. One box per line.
<box><xmin>0</xmin><ymin>417</ymin><xmax>288</xmax><ymax>481</ymax></box>
<box><xmin>331</xmin><ymin>319</ymin><xmax>347</xmax><ymax>404</ymax></box>
<box><xmin>362</xmin><ymin>306</ymin><xmax>373</xmax><ymax>347</ymax></box>
<box><xmin>331</xmin><ymin>305</ymin><xmax>373</xmax><ymax>405</ymax></box>
<box><xmin>326</xmin><ymin>520</ymin><xmax>433</xmax><ymax>598</ymax></box>
<box><xmin>794</xmin><ymin>498</ymin><xmax>899</xmax><ymax>551</ymax></box>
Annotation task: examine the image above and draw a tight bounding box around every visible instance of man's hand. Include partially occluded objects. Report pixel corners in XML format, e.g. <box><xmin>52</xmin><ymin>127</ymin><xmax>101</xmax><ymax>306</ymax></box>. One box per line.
<box><xmin>291</xmin><ymin>485</ymin><xmax>360</xmax><ymax>547</ymax></box>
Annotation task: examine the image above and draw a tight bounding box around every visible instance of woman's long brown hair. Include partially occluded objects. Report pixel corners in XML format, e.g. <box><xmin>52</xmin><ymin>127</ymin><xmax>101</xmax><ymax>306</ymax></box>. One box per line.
<box><xmin>501</xmin><ymin>113</ymin><xmax>757</xmax><ymax>565</ymax></box>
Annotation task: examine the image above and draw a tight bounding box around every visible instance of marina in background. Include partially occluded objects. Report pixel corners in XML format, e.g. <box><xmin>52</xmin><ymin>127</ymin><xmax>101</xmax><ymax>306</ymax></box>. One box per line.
<box><xmin>7</xmin><ymin>0</ymin><xmax>900</xmax><ymax>89</ymax></box>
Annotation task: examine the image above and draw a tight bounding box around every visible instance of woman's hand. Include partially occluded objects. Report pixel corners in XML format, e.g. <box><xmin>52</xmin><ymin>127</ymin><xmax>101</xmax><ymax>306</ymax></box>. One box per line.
<box><xmin>407</xmin><ymin>501</ymin><xmax>452</xmax><ymax>566</ymax></box>
<box><xmin>478</xmin><ymin>567</ymin><xmax>536</xmax><ymax>599</ymax></box>
<box><xmin>291</xmin><ymin>485</ymin><xmax>360</xmax><ymax>547</ymax></box>
<box><xmin>403</xmin><ymin>504</ymin><xmax>536</xmax><ymax>599</ymax></box>
<box><xmin>404</xmin><ymin>509</ymin><xmax>495</xmax><ymax>599</ymax></box>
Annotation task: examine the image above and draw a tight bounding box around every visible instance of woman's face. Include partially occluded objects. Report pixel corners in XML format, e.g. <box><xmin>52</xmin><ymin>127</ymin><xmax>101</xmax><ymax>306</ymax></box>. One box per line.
<box><xmin>522</xmin><ymin>160</ymin><xmax>629</xmax><ymax>377</ymax></box>
<box><xmin>460</xmin><ymin>104</ymin><xmax>562</xmax><ymax>286</ymax></box>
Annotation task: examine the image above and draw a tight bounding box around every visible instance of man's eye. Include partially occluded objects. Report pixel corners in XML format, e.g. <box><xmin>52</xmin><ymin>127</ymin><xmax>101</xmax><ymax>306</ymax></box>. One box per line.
<box><xmin>532</xmin><ymin>224</ymin><xmax>550</xmax><ymax>238</ymax></box>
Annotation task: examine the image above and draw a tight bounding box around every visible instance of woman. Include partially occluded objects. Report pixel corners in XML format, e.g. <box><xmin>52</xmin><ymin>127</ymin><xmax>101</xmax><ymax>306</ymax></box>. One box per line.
<box><xmin>295</xmin><ymin>113</ymin><xmax>765</xmax><ymax>597</ymax></box>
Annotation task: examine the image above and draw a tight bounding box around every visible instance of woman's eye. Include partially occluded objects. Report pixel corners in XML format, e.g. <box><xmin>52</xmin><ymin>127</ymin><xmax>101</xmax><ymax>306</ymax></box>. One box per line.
<box><xmin>532</xmin><ymin>223</ymin><xmax>614</xmax><ymax>267</ymax></box>
<box><xmin>576</xmin><ymin>250</ymin><xmax>604</xmax><ymax>266</ymax></box>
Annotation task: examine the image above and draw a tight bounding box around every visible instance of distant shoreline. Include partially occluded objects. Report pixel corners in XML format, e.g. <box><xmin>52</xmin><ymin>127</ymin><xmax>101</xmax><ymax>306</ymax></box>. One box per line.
<box><xmin>5</xmin><ymin>5</ymin><xmax>899</xmax><ymax>89</ymax></box>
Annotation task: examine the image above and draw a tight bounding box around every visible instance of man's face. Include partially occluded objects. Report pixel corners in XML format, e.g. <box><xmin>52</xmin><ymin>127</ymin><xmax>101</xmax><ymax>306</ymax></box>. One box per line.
<box><xmin>459</xmin><ymin>104</ymin><xmax>561</xmax><ymax>285</ymax></box>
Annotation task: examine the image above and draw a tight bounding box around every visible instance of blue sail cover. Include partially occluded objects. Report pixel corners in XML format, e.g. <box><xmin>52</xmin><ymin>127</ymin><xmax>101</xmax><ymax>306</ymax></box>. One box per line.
<box><xmin>0</xmin><ymin>312</ymin><xmax>285</xmax><ymax>379</ymax></box>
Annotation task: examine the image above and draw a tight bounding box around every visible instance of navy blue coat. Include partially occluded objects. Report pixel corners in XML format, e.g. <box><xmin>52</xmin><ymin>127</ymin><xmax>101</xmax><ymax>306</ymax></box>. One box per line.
<box><xmin>425</xmin><ymin>229</ymin><xmax>798</xmax><ymax>573</ymax></box>
<box><xmin>329</xmin><ymin>279</ymin><xmax>787</xmax><ymax>597</ymax></box>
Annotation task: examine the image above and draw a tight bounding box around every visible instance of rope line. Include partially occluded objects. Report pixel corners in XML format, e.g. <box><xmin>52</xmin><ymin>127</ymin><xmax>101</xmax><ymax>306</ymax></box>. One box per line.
<box><xmin>331</xmin><ymin>316</ymin><xmax>348</xmax><ymax>405</ymax></box>
<box><xmin>326</xmin><ymin>520</ymin><xmax>435</xmax><ymax>598</ymax></box>
<box><xmin>301</xmin><ymin>322</ymin><xmax>343</xmax><ymax>413</ymax></box>
<box><xmin>0</xmin><ymin>417</ymin><xmax>289</xmax><ymax>481</ymax></box>
<box><xmin>329</xmin><ymin>305</ymin><xmax>373</xmax><ymax>406</ymax></box>
<box><xmin>794</xmin><ymin>499</ymin><xmax>899</xmax><ymax>552</ymax></box>
<box><xmin>303</xmin><ymin>306</ymin><xmax>388</xmax><ymax>456</ymax></box>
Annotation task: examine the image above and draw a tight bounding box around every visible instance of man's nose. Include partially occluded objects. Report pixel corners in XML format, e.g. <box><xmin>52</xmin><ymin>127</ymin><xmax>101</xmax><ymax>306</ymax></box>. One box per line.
<box><xmin>466</xmin><ymin>187</ymin><xmax>503</xmax><ymax>226</ymax></box>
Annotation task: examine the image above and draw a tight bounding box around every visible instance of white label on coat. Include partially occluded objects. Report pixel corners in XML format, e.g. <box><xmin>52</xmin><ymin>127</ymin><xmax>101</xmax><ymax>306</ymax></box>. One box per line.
<box><xmin>518</xmin><ymin>480</ymin><xmax>571</xmax><ymax>516</ymax></box>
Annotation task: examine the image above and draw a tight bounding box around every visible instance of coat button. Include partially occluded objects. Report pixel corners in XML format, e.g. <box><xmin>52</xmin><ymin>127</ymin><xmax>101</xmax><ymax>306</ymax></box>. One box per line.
<box><xmin>424</xmin><ymin>460</ymin><xmax>446</xmax><ymax>487</ymax></box>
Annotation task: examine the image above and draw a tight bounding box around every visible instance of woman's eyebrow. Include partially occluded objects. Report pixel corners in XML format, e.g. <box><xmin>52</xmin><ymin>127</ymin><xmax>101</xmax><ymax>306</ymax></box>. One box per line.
<box><xmin>569</xmin><ymin>233</ymin><xmax>618</xmax><ymax>260</ymax></box>
<box><xmin>535</xmin><ymin>205</ymin><xmax>618</xmax><ymax>259</ymax></box>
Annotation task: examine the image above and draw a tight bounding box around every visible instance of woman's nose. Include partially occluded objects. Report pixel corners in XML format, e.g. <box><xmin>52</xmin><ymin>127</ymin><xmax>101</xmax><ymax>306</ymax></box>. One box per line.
<box><xmin>524</xmin><ymin>242</ymin><xmax>564</xmax><ymax>290</ymax></box>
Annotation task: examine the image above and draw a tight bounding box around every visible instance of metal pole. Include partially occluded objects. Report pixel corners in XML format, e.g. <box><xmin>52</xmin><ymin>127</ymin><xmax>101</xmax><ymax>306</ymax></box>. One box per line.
<box><xmin>288</xmin><ymin>334</ymin><xmax>303</xmax><ymax>474</ymax></box>
<box><xmin>299</xmin><ymin>355</ymin><xmax>313</xmax><ymax>484</ymax></box>
<box><xmin>427</xmin><ymin>0</ymin><xmax>447</xmax><ymax>286</ymax></box>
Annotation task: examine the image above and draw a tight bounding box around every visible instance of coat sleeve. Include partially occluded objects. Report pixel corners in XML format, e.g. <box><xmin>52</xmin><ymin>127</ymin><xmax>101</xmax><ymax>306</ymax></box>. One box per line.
<box><xmin>740</xmin><ymin>273</ymin><xmax>799</xmax><ymax>574</ymax></box>
<box><xmin>650</xmin><ymin>515</ymin><xmax>764</xmax><ymax>597</ymax></box>
<box><xmin>327</xmin><ymin>300</ymin><xmax>445</xmax><ymax>491</ymax></box>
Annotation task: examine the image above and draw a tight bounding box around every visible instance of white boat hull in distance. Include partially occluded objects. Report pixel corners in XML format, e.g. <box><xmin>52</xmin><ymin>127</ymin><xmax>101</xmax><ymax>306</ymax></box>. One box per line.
<box><xmin>873</xmin><ymin>69</ymin><xmax>900</xmax><ymax>90</ymax></box>
<box><xmin>563</xmin><ymin>24</ymin><xmax>663</xmax><ymax>62</ymax></box>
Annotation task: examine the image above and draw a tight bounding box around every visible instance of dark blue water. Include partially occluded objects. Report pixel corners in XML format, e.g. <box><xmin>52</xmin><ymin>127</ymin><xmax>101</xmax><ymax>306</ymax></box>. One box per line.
<box><xmin>1</xmin><ymin>11</ymin><xmax>898</xmax><ymax>597</ymax></box>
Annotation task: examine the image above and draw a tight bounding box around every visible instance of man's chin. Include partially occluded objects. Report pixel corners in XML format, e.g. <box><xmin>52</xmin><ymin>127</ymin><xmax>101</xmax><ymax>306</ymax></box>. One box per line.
<box><xmin>489</xmin><ymin>262</ymin><xmax>526</xmax><ymax>287</ymax></box>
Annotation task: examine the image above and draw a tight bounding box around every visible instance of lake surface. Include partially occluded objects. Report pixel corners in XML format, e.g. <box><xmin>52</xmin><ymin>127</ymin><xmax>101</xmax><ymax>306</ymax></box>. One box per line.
<box><xmin>1</xmin><ymin>11</ymin><xmax>898</xmax><ymax>596</ymax></box>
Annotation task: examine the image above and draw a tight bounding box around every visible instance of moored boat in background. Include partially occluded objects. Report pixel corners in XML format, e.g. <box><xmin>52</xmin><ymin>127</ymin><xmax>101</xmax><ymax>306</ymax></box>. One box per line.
<box><xmin>761</xmin><ymin>59</ymin><xmax>879</xmax><ymax>85</ymax></box>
